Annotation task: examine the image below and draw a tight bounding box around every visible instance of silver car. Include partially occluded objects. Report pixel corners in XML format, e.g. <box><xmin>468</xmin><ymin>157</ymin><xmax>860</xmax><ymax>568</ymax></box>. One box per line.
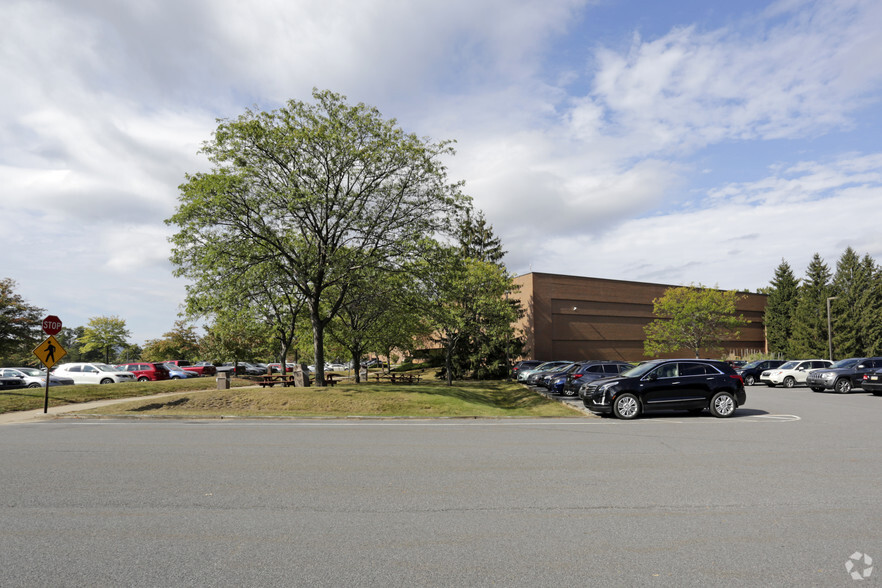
<box><xmin>0</xmin><ymin>367</ymin><xmax>75</xmax><ymax>388</ymax></box>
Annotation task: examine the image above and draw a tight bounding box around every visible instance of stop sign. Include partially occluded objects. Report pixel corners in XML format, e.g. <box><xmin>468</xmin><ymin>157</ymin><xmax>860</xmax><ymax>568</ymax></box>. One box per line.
<box><xmin>42</xmin><ymin>315</ymin><xmax>62</xmax><ymax>336</ymax></box>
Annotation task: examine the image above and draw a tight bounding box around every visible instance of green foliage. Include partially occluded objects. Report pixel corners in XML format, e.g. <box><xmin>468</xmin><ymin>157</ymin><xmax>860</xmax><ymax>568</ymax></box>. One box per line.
<box><xmin>79</xmin><ymin>316</ymin><xmax>131</xmax><ymax>364</ymax></box>
<box><xmin>790</xmin><ymin>253</ymin><xmax>832</xmax><ymax>358</ymax></box>
<box><xmin>643</xmin><ymin>284</ymin><xmax>747</xmax><ymax>358</ymax></box>
<box><xmin>0</xmin><ymin>278</ymin><xmax>43</xmax><ymax>361</ymax></box>
<box><xmin>830</xmin><ymin>247</ymin><xmax>872</xmax><ymax>359</ymax></box>
<box><xmin>168</xmin><ymin>89</ymin><xmax>469</xmax><ymax>384</ymax></box>
<box><xmin>863</xmin><ymin>260</ymin><xmax>882</xmax><ymax>355</ymax></box>
<box><xmin>764</xmin><ymin>260</ymin><xmax>799</xmax><ymax>357</ymax></box>
<box><xmin>141</xmin><ymin>320</ymin><xmax>202</xmax><ymax>361</ymax></box>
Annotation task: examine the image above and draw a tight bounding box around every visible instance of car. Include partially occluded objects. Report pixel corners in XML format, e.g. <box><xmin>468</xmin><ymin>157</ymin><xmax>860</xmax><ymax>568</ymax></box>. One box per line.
<box><xmin>0</xmin><ymin>374</ymin><xmax>27</xmax><ymax>391</ymax></box>
<box><xmin>116</xmin><ymin>362</ymin><xmax>171</xmax><ymax>382</ymax></box>
<box><xmin>162</xmin><ymin>363</ymin><xmax>196</xmax><ymax>379</ymax></box>
<box><xmin>805</xmin><ymin>357</ymin><xmax>882</xmax><ymax>393</ymax></box>
<box><xmin>220</xmin><ymin>362</ymin><xmax>264</xmax><ymax>376</ymax></box>
<box><xmin>164</xmin><ymin>360</ymin><xmax>216</xmax><ymax>377</ymax></box>
<box><xmin>517</xmin><ymin>360</ymin><xmax>572</xmax><ymax>383</ymax></box>
<box><xmin>736</xmin><ymin>359</ymin><xmax>787</xmax><ymax>386</ymax></box>
<box><xmin>759</xmin><ymin>359</ymin><xmax>832</xmax><ymax>388</ymax></box>
<box><xmin>861</xmin><ymin>368</ymin><xmax>882</xmax><ymax>396</ymax></box>
<box><xmin>563</xmin><ymin>361</ymin><xmax>635</xmax><ymax>397</ymax></box>
<box><xmin>53</xmin><ymin>362</ymin><xmax>136</xmax><ymax>384</ymax></box>
<box><xmin>528</xmin><ymin>362</ymin><xmax>576</xmax><ymax>386</ymax></box>
<box><xmin>537</xmin><ymin>362</ymin><xmax>581</xmax><ymax>389</ymax></box>
<box><xmin>512</xmin><ymin>360</ymin><xmax>542</xmax><ymax>379</ymax></box>
<box><xmin>0</xmin><ymin>367</ymin><xmax>75</xmax><ymax>388</ymax></box>
<box><xmin>579</xmin><ymin>359</ymin><xmax>746</xmax><ymax>419</ymax></box>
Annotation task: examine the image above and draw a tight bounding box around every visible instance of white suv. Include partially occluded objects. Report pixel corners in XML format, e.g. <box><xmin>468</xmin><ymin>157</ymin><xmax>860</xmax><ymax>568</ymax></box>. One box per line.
<box><xmin>760</xmin><ymin>359</ymin><xmax>832</xmax><ymax>388</ymax></box>
<box><xmin>53</xmin><ymin>362</ymin><xmax>136</xmax><ymax>385</ymax></box>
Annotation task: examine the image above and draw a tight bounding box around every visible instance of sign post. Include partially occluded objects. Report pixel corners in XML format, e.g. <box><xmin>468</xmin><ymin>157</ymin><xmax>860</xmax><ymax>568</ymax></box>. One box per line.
<box><xmin>35</xmin><ymin>316</ymin><xmax>65</xmax><ymax>413</ymax></box>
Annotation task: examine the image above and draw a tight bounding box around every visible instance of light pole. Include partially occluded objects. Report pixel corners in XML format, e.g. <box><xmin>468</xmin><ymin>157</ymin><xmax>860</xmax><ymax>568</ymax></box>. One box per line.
<box><xmin>827</xmin><ymin>296</ymin><xmax>838</xmax><ymax>361</ymax></box>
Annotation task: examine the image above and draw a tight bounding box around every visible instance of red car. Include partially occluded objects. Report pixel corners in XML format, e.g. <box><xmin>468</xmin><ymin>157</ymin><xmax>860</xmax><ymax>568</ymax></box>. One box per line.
<box><xmin>164</xmin><ymin>360</ymin><xmax>217</xmax><ymax>377</ymax></box>
<box><xmin>117</xmin><ymin>362</ymin><xmax>171</xmax><ymax>382</ymax></box>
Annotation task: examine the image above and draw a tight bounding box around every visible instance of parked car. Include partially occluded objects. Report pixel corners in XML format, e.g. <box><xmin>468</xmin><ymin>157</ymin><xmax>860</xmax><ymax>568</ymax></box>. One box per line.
<box><xmin>162</xmin><ymin>363</ymin><xmax>196</xmax><ymax>379</ymax></box>
<box><xmin>164</xmin><ymin>360</ymin><xmax>216</xmax><ymax>377</ymax></box>
<box><xmin>563</xmin><ymin>361</ymin><xmax>635</xmax><ymax>397</ymax></box>
<box><xmin>528</xmin><ymin>362</ymin><xmax>576</xmax><ymax>386</ymax></box>
<box><xmin>219</xmin><ymin>362</ymin><xmax>264</xmax><ymax>376</ymax></box>
<box><xmin>579</xmin><ymin>359</ymin><xmax>746</xmax><ymax>419</ymax></box>
<box><xmin>805</xmin><ymin>357</ymin><xmax>882</xmax><ymax>393</ymax></box>
<box><xmin>0</xmin><ymin>374</ymin><xmax>26</xmax><ymax>391</ymax></box>
<box><xmin>537</xmin><ymin>362</ymin><xmax>581</xmax><ymax>389</ymax></box>
<box><xmin>760</xmin><ymin>359</ymin><xmax>832</xmax><ymax>388</ymax></box>
<box><xmin>517</xmin><ymin>360</ymin><xmax>571</xmax><ymax>383</ymax></box>
<box><xmin>736</xmin><ymin>359</ymin><xmax>787</xmax><ymax>386</ymax></box>
<box><xmin>53</xmin><ymin>362</ymin><xmax>136</xmax><ymax>385</ymax></box>
<box><xmin>0</xmin><ymin>367</ymin><xmax>75</xmax><ymax>388</ymax></box>
<box><xmin>861</xmin><ymin>368</ymin><xmax>882</xmax><ymax>396</ymax></box>
<box><xmin>116</xmin><ymin>362</ymin><xmax>171</xmax><ymax>382</ymax></box>
<box><xmin>512</xmin><ymin>360</ymin><xmax>542</xmax><ymax>379</ymax></box>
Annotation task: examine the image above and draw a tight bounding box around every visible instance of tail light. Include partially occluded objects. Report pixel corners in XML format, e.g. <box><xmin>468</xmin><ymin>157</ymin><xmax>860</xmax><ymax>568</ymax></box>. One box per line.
<box><xmin>573</xmin><ymin>374</ymin><xmax>583</xmax><ymax>379</ymax></box>
<box><xmin>729</xmin><ymin>374</ymin><xmax>744</xmax><ymax>385</ymax></box>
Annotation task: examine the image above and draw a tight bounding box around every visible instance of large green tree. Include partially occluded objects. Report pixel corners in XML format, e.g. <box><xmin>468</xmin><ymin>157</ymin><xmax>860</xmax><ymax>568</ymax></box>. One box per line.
<box><xmin>830</xmin><ymin>247</ymin><xmax>872</xmax><ymax>359</ymax></box>
<box><xmin>790</xmin><ymin>253</ymin><xmax>832</xmax><ymax>358</ymax></box>
<box><xmin>0</xmin><ymin>278</ymin><xmax>44</xmax><ymax>361</ymax></box>
<box><xmin>764</xmin><ymin>260</ymin><xmax>799</xmax><ymax>357</ymax></box>
<box><xmin>168</xmin><ymin>89</ymin><xmax>467</xmax><ymax>386</ymax></box>
<box><xmin>643</xmin><ymin>285</ymin><xmax>747</xmax><ymax>358</ymax></box>
<box><xmin>79</xmin><ymin>316</ymin><xmax>131</xmax><ymax>364</ymax></box>
<box><xmin>141</xmin><ymin>320</ymin><xmax>202</xmax><ymax>362</ymax></box>
<box><xmin>862</xmin><ymin>257</ymin><xmax>882</xmax><ymax>355</ymax></box>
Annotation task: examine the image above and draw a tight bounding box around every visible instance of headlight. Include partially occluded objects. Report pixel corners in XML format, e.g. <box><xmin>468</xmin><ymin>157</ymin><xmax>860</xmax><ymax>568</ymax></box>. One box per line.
<box><xmin>820</xmin><ymin>372</ymin><xmax>834</xmax><ymax>380</ymax></box>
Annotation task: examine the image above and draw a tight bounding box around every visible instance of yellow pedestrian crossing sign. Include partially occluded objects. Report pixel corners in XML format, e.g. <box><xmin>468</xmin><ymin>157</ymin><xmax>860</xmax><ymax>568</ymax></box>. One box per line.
<box><xmin>33</xmin><ymin>335</ymin><xmax>66</xmax><ymax>369</ymax></box>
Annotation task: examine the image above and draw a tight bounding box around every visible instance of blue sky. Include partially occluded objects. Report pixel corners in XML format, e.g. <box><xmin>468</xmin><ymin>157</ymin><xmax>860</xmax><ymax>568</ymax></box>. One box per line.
<box><xmin>3</xmin><ymin>0</ymin><xmax>882</xmax><ymax>344</ymax></box>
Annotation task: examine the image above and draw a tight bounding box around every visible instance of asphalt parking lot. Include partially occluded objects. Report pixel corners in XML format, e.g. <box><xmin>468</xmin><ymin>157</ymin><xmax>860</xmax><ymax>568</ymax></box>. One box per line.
<box><xmin>1</xmin><ymin>384</ymin><xmax>880</xmax><ymax>586</ymax></box>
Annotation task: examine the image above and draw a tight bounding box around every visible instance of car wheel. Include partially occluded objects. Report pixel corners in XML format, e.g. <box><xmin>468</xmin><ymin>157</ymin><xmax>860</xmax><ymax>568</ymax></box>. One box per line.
<box><xmin>100</xmin><ymin>378</ymin><xmax>114</xmax><ymax>385</ymax></box>
<box><xmin>709</xmin><ymin>392</ymin><xmax>736</xmax><ymax>418</ymax></box>
<box><xmin>783</xmin><ymin>376</ymin><xmax>795</xmax><ymax>388</ymax></box>
<box><xmin>137</xmin><ymin>376</ymin><xmax>149</xmax><ymax>382</ymax></box>
<box><xmin>834</xmin><ymin>379</ymin><xmax>852</xmax><ymax>394</ymax></box>
<box><xmin>28</xmin><ymin>382</ymin><xmax>42</xmax><ymax>388</ymax></box>
<box><xmin>744</xmin><ymin>375</ymin><xmax>756</xmax><ymax>386</ymax></box>
<box><xmin>171</xmin><ymin>375</ymin><xmax>181</xmax><ymax>380</ymax></box>
<box><xmin>612</xmin><ymin>393</ymin><xmax>640</xmax><ymax>420</ymax></box>
<box><xmin>562</xmin><ymin>387</ymin><xmax>577</xmax><ymax>397</ymax></box>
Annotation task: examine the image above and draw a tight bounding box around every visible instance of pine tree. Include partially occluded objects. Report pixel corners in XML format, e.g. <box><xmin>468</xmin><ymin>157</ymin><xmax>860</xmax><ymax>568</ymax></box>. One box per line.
<box><xmin>764</xmin><ymin>260</ymin><xmax>799</xmax><ymax>357</ymax></box>
<box><xmin>790</xmin><ymin>253</ymin><xmax>832</xmax><ymax>358</ymax></box>
<box><xmin>860</xmin><ymin>256</ymin><xmax>882</xmax><ymax>355</ymax></box>
<box><xmin>830</xmin><ymin>247</ymin><xmax>870</xmax><ymax>359</ymax></box>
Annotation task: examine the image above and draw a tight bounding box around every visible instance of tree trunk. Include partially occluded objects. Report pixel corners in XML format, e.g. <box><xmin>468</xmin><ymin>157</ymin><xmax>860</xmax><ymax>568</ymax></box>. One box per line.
<box><xmin>310</xmin><ymin>304</ymin><xmax>325</xmax><ymax>387</ymax></box>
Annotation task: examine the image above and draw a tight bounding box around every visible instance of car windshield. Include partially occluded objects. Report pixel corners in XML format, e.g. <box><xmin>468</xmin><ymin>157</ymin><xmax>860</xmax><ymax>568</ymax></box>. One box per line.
<box><xmin>831</xmin><ymin>358</ymin><xmax>861</xmax><ymax>369</ymax></box>
<box><xmin>620</xmin><ymin>361</ymin><xmax>662</xmax><ymax>378</ymax></box>
<box><xmin>741</xmin><ymin>360</ymin><xmax>762</xmax><ymax>369</ymax></box>
<box><xmin>94</xmin><ymin>364</ymin><xmax>119</xmax><ymax>372</ymax></box>
<box><xmin>778</xmin><ymin>361</ymin><xmax>798</xmax><ymax>370</ymax></box>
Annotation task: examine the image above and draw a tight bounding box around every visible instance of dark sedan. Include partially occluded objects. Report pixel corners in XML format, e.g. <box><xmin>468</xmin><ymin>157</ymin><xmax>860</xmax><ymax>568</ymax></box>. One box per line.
<box><xmin>862</xmin><ymin>369</ymin><xmax>882</xmax><ymax>396</ymax></box>
<box><xmin>579</xmin><ymin>359</ymin><xmax>746</xmax><ymax>420</ymax></box>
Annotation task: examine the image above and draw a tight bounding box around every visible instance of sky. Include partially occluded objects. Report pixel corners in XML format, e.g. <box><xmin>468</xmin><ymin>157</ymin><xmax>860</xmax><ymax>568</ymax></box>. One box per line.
<box><xmin>3</xmin><ymin>0</ymin><xmax>882</xmax><ymax>345</ymax></box>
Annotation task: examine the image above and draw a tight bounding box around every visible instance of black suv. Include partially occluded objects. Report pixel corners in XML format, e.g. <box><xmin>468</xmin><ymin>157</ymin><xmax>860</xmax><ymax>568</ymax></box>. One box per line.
<box><xmin>805</xmin><ymin>357</ymin><xmax>882</xmax><ymax>393</ymax></box>
<box><xmin>561</xmin><ymin>361</ymin><xmax>634</xmax><ymax>397</ymax></box>
<box><xmin>736</xmin><ymin>359</ymin><xmax>787</xmax><ymax>386</ymax></box>
<box><xmin>579</xmin><ymin>359</ymin><xmax>746</xmax><ymax>420</ymax></box>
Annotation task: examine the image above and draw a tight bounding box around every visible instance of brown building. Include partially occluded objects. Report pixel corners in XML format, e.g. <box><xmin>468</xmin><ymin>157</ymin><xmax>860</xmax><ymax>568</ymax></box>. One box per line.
<box><xmin>512</xmin><ymin>272</ymin><xmax>767</xmax><ymax>362</ymax></box>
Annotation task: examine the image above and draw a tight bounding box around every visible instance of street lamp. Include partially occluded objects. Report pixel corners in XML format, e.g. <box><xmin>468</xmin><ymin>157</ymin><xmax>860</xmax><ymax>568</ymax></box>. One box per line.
<box><xmin>827</xmin><ymin>296</ymin><xmax>838</xmax><ymax>361</ymax></box>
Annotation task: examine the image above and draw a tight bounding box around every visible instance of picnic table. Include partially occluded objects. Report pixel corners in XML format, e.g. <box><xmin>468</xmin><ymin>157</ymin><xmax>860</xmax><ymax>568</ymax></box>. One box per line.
<box><xmin>373</xmin><ymin>373</ymin><xmax>421</xmax><ymax>384</ymax></box>
<box><xmin>257</xmin><ymin>374</ymin><xmax>299</xmax><ymax>388</ymax></box>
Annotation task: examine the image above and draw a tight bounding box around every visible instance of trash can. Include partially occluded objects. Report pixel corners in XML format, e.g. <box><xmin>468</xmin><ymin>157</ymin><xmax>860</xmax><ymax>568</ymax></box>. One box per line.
<box><xmin>216</xmin><ymin>371</ymin><xmax>230</xmax><ymax>390</ymax></box>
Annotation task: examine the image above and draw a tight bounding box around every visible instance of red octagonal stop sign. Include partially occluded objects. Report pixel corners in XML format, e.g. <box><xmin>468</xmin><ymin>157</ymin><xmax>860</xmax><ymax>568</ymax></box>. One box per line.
<box><xmin>42</xmin><ymin>315</ymin><xmax>62</xmax><ymax>336</ymax></box>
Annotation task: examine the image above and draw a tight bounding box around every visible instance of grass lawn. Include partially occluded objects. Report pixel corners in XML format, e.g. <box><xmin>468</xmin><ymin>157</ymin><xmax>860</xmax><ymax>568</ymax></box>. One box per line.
<box><xmin>75</xmin><ymin>379</ymin><xmax>583</xmax><ymax>418</ymax></box>
<box><xmin>0</xmin><ymin>377</ymin><xmax>255</xmax><ymax>414</ymax></box>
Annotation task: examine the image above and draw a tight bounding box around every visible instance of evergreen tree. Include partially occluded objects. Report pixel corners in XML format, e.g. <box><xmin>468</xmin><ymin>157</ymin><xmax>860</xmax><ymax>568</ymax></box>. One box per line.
<box><xmin>860</xmin><ymin>255</ymin><xmax>882</xmax><ymax>355</ymax></box>
<box><xmin>790</xmin><ymin>254</ymin><xmax>832</xmax><ymax>358</ymax></box>
<box><xmin>830</xmin><ymin>247</ymin><xmax>871</xmax><ymax>359</ymax></box>
<box><xmin>764</xmin><ymin>260</ymin><xmax>799</xmax><ymax>357</ymax></box>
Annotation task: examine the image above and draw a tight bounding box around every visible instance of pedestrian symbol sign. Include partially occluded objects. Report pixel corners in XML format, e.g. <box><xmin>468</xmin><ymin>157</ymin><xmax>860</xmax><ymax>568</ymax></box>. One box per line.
<box><xmin>33</xmin><ymin>335</ymin><xmax>66</xmax><ymax>369</ymax></box>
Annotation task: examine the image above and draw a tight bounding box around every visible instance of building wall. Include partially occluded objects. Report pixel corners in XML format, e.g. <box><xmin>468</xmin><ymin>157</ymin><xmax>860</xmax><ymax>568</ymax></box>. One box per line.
<box><xmin>511</xmin><ymin>272</ymin><xmax>767</xmax><ymax>362</ymax></box>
